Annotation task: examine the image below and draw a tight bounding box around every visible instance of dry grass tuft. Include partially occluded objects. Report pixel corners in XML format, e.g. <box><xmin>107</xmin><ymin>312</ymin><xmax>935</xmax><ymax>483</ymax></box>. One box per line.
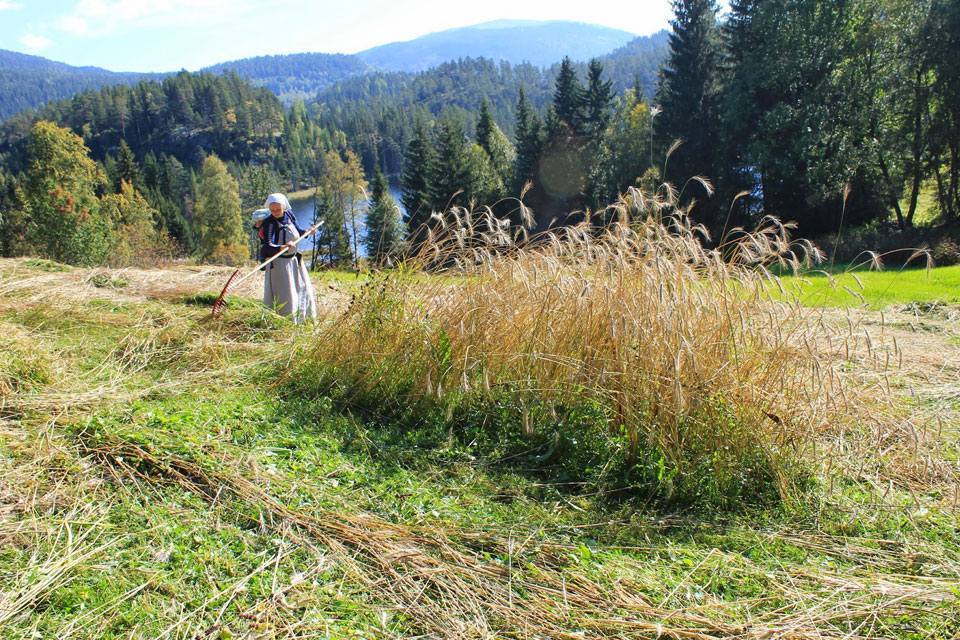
<box><xmin>301</xmin><ymin>189</ymin><xmax>827</xmax><ymax>501</ymax></box>
<box><xmin>298</xmin><ymin>185</ymin><xmax>955</xmax><ymax>505</ymax></box>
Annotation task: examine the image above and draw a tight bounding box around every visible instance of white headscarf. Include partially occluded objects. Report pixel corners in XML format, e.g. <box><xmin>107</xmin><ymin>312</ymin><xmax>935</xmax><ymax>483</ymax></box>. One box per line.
<box><xmin>264</xmin><ymin>193</ymin><xmax>292</xmax><ymax>212</ymax></box>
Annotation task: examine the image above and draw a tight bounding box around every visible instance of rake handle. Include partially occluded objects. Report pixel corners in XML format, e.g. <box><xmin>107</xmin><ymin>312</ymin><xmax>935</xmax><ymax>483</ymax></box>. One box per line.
<box><xmin>234</xmin><ymin>221</ymin><xmax>323</xmax><ymax>289</ymax></box>
<box><xmin>211</xmin><ymin>221</ymin><xmax>323</xmax><ymax>317</ymax></box>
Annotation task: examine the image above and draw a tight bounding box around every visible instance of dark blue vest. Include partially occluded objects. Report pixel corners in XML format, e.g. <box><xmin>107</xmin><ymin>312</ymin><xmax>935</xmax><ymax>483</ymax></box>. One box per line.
<box><xmin>259</xmin><ymin>211</ymin><xmax>304</xmax><ymax>262</ymax></box>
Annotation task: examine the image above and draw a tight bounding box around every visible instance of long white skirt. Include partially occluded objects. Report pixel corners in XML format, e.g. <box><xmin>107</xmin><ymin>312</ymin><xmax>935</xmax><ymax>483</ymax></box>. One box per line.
<box><xmin>263</xmin><ymin>256</ymin><xmax>317</xmax><ymax>323</ymax></box>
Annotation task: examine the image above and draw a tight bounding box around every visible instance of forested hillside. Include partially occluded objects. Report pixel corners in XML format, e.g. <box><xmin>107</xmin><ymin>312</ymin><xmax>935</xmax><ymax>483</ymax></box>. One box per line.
<box><xmin>0</xmin><ymin>70</ymin><xmax>337</xmax><ymax>260</ymax></box>
<box><xmin>0</xmin><ymin>22</ymin><xmax>657</xmax><ymax>123</ymax></box>
<box><xmin>313</xmin><ymin>31</ymin><xmax>669</xmax><ymax>178</ymax></box>
<box><xmin>0</xmin><ymin>49</ymin><xmax>373</xmax><ymax>124</ymax></box>
<box><xmin>202</xmin><ymin>53</ymin><xmax>374</xmax><ymax>105</ymax></box>
<box><xmin>0</xmin><ymin>49</ymin><xmax>163</xmax><ymax>121</ymax></box>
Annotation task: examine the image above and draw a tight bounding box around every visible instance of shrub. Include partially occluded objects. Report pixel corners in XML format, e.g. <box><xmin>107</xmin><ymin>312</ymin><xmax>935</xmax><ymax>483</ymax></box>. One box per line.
<box><xmin>932</xmin><ymin>237</ymin><xmax>960</xmax><ymax>266</ymax></box>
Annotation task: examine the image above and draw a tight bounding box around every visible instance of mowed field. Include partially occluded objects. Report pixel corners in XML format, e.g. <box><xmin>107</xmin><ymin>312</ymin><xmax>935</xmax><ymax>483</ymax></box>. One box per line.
<box><xmin>1</xmin><ymin>253</ymin><xmax>958</xmax><ymax>639</ymax></box>
<box><xmin>777</xmin><ymin>264</ymin><xmax>960</xmax><ymax>309</ymax></box>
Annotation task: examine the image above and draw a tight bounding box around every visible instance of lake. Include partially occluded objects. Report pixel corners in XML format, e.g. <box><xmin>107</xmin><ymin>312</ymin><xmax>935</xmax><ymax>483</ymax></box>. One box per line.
<box><xmin>286</xmin><ymin>186</ymin><xmax>405</xmax><ymax>255</ymax></box>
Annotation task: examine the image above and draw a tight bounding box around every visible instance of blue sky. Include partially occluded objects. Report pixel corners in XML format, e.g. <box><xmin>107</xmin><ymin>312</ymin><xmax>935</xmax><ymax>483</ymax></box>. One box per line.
<box><xmin>0</xmin><ymin>0</ymin><xmax>676</xmax><ymax>72</ymax></box>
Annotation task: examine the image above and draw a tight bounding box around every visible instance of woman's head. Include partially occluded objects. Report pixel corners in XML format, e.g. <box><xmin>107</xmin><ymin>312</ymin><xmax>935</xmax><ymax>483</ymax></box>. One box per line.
<box><xmin>264</xmin><ymin>193</ymin><xmax>291</xmax><ymax>218</ymax></box>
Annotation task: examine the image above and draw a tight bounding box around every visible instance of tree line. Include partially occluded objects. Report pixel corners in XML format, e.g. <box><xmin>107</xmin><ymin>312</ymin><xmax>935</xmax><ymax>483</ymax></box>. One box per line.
<box><xmin>1</xmin><ymin>0</ymin><xmax>956</xmax><ymax>269</ymax></box>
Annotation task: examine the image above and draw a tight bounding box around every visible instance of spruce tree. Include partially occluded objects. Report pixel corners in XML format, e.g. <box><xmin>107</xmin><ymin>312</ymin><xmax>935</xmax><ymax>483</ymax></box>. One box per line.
<box><xmin>400</xmin><ymin>120</ymin><xmax>435</xmax><ymax>233</ymax></box>
<box><xmin>429</xmin><ymin>117</ymin><xmax>471</xmax><ymax>211</ymax></box>
<box><xmin>475</xmin><ymin>98</ymin><xmax>515</xmax><ymax>199</ymax></box>
<box><xmin>313</xmin><ymin>189</ymin><xmax>351</xmax><ymax>269</ymax></box>
<box><xmin>513</xmin><ymin>88</ymin><xmax>544</xmax><ymax>193</ymax></box>
<box><xmin>476</xmin><ymin>99</ymin><xmax>495</xmax><ymax>154</ymax></box>
<box><xmin>655</xmin><ymin>0</ymin><xmax>724</xmax><ymax>220</ymax></box>
<box><xmin>363</xmin><ymin>168</ymin><xmax>407</xmax><ymax>265</ymax></box>
<box><xmin>553</xmin><ymin>57</ymin><xmax>586</xmax><ymax>136</ymax></box>
<box><xmin>113</xmin><ymin>139</ymin><xmax>140</xmax><ymax>192</ymax></box>
<box><xmin>582</xmin><ymin>59</ymin><xmax>616</xmax><ymax>211</ymax></box>
<box><xmin>583</xmin><ymin>59</ymin><xmax>614</xmax><ymax>145</ymax></box>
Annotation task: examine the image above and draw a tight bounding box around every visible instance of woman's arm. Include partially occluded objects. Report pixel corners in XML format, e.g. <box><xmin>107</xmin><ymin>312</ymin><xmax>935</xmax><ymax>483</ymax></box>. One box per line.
<box><xmin>289</xmin><ymin>212</ymin><xmax>308</xmax><ymax>238</ymax></box>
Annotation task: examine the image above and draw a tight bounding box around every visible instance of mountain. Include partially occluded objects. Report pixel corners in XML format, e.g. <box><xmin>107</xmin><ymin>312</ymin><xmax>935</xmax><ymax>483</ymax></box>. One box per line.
<box><xmin>355</xmin><ymin>20</ymin><xmax>641</xmax><ymax>72</ymax></box>
<box><xmin>201</xmin><ymin>53</ymin><xmax>374</xmax><ymax>105</ymax></box>
<box><xmin>0</xmin><ymin>49</ymin><xmax>164</xmax><ymax>121</ymax></box>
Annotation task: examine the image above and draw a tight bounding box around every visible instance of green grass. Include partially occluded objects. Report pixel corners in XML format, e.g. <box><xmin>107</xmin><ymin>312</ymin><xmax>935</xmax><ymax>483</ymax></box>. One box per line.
<box><xmin>775</xmin><ymin>264</ymin><xmax>960</xmax><ymax>309</ymax></box>
<box><xmin>1</xmin><ymin>257</ymin><xmax>958</xmax><ymax>639</ymax></box>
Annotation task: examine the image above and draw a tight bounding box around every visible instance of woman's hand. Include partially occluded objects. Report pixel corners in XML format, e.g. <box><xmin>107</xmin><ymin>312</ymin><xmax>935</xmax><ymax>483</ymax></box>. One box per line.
<box><xmin>285</xmin><ymin>240</ymin><xmax>297</xmax><ymax>250</ymax></box>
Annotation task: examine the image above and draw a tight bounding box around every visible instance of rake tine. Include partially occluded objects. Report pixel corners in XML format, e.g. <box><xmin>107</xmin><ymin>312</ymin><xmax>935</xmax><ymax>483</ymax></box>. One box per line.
<box><xmin>211</xmin><ymin>268</ymin><xmax>241</xmax><ymax>319</ymax></box>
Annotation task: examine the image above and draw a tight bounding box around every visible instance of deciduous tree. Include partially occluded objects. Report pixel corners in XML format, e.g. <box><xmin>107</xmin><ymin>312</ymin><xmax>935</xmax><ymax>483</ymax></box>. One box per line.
<box><xmin>192</xmin><ymin>154</ymin><xmax>247</xmax><ymax>265</ymax></box>
<box><xmin>22</xmin><ymin>120</ymin><xmax>113</xmax><ymax>265</ymax></box>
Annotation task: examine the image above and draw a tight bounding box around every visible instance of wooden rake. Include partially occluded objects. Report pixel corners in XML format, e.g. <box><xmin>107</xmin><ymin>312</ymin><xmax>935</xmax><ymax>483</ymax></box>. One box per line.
<box><xmin>211</xmin><ymin>221</ymin><xmax>323</xmax><ymax>319</ymax></box>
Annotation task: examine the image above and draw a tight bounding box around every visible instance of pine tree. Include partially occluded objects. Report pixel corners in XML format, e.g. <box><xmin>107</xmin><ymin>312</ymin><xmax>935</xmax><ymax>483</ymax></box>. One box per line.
<box><xmin>363</xmin><ymin>168</ymin><xmax>407</xmax><ymax>265</ymax></box>
<box><xmin>192</xmin><ymin>154</ymin><xmax>247</xmax><ymax>265</ymax></box>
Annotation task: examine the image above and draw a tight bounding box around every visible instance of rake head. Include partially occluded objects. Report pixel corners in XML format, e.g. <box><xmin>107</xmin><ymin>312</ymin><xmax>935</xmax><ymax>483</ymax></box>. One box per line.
<box><xmin>211</xmin><ymin>268</ymin><xmax>241</xmax><ymax>319</ymax></box>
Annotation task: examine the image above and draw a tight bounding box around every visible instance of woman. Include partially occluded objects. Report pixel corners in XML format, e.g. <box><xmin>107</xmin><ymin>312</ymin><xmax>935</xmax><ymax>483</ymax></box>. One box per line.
<box><xmin>253</xmin><ymin>193</ymin><xmax>318</xmax><ymax>322</ymax></box>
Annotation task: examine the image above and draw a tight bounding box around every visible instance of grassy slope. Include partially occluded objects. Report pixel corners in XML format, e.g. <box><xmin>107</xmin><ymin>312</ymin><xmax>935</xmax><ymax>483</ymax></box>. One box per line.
<box><xmin>1</xmin><ymin>258</ymin><xmax>958</xmax><ymax>639</ymax></box>
<box><xmin>776</xmin><ymin>265</ymin><xmax>960</xmax><ymax>309</ymax></box>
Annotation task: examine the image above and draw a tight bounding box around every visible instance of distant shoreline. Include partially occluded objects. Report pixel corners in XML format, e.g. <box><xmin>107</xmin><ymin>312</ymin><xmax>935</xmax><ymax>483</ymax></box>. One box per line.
<box><xmin>288</xmin><ymin>186</ymin><xmax>319</xmax><ymax>200</ymax></box>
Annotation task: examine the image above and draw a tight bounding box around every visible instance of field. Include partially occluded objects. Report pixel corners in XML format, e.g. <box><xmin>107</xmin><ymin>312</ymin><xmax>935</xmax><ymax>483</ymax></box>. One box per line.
<box><xmin>1</xmin><ymin>222</ymin><xmax>959</xmax><ymax>640</ymax></box>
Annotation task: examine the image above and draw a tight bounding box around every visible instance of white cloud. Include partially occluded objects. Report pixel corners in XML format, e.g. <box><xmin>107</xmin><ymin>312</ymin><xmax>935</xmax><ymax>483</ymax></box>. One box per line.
<box><xmin>21</xmin><ymin>34</ymin><xmax>53</xmax><ymax>50</ymax></box>
<box><xmin>0</xmin><ymin>1</ymin><xmax>23</xmax><ymax>9</ymax></box>
<box><xmin>57</xmin><ymin>15</ymin><xmax>89</xmax><ymax>35</ymax></box>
